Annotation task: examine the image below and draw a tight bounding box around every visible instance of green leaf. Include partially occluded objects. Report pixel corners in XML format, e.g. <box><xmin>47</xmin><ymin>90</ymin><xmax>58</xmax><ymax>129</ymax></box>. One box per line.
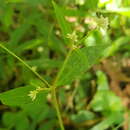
<box><xmin>38</xmin><ymin>120</ymin><xmax>57</xmax><ymax>130</ymax></box>
<box><xmin>84</xmin><ymin>0</ymin><xmax>99</xmax><ymax>9</ymax></box>
<box><xmin>0</xmin><ymin>57</ymin><xmax>5</xmax><ymax>80</ymax></box>
<box><xmin>104</xmin><ymin>36</ymin><xmax>130</xmax><ymax>57</ymax></box>
<box><xmin>91</xmin><ymin>113</ymin><xmax>124</xmax><ymax>130</ymax></box>
<box><xmin>0</xmin><ymin>86</ymin><xmax>32</xmax><ymax>106</ymax></box>
<box><xmin>2</xmin><ymin>112</ymin><xmax>29</xmax><ymax>130</ymax></box>
<box><xmin>14</xmin><ymin>38</ymin><xmax>44</xmax><ymax>54</ymax></box>
<box><xmin>48</xmin><ymin>26</ymin><xmax>67</xmax><ymax>55</ymax></box>
<box><xmin>9</xmin><ymin>22</ymin><xmax>31</xmax><ymax>47</ymax></box>
<box><xmin>25</xmin><ymin>58</ymin><xmax>62</xmax><ymax>69</ymax></box>
<box><xmin>1</xmin><ymin>5</ymin><xmax>13</xmax><ymax>27</ymax></box>
<box><xmin>0</xmin><ymin>86</ymin><xmax>47</xmax><ymax>106</ymax></box>
<box><xmin>109</xmin><ymin>8</ymin><xmax>130</xmax><ymax>17</ymax></box>
<box><xmin>91</xmin><ymin>90</ymin><xmax>124</xmax><ymax>114</ymax></box>
<box><xmin>6</xmin><ymin>0</ymin><xmax>25</xmax><ymax>3</ymax></box>
<box><xmin>23</xmin><ymin>104</ymin><xmax>56</xmax><ymax>126</ymax></box>
<box><xmin>96</xmin><ymin>71</ymin><xmax>109</xmax><ymax>91</ymax></box>
<box><xmin>56</xmin><ymin>45</ymin><xmax>108</xmax><ymax>86</ymax></box>
<box><xmin>26</xmin><ymin>0</ymin><xmax>51</xmax><ymax>5</ymax></box>
<box><xmin>71</xmin><ymin>110</ymin><xmax>95</xmax><ymax>123</ymax></box>
<box><xmin>52</xmin><ymin>1</ymin><xmax>72</xmax><ymax>45</ymax></box>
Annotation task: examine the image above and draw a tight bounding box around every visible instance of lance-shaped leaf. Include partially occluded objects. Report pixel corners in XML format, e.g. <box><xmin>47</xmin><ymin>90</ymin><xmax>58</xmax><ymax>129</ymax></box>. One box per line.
<box><xmin>108</xmin><ymin>8</ymin><xmax>130</xmax><ymax>17</ymax></box>
<box><xmin>56</xmin><ymin>45</ymin><xmax>108</xmax><ymax>86</ymax></box>
<box><xmin>0</xmin><ymin>86</ymin><xmax>47</xmax><ymax>107</ymax></box>
<box><xmin>52</xmin><ymin>1</ymin><xmax>72</xmax><ymax>44</ymax></box>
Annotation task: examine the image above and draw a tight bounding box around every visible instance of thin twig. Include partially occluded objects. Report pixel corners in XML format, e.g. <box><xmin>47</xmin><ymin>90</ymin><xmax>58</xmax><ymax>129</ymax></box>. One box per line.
<box><xmin>0</xmin><ymin>43</ymin><xmax>51</xmax><ymax>88</ymax></box>
<box><xmin>50</xmin><ymin>47</ymin><xmax>74</xmax><ymax>130</ymax></box>
<box><xmin>53</xmin><ymin>48</ymin><xmax>73</xmax><ymax>88</ymax></box>
<box><xmin>51</xmin><ymin>87</ymin><xmax>65</xmax><ymax>130</ymax></box>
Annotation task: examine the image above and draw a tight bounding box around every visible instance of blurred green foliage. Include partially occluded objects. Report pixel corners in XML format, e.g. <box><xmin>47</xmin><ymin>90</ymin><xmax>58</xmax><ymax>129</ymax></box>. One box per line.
<box><xmin>0</xmin><ymin>0</ymin><xmax>130</xmax><ymax>130</ymax></box>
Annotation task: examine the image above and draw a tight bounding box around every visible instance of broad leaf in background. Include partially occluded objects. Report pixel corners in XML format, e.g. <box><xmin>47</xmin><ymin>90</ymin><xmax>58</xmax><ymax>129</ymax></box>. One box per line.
<box><xmin>91</xmin><ymin>112</ymin><xmax>124</xmax><ymax>130</ymax></box>
<box><xmin>0</xmin><ymin>5</ymin><xmax>13</xmax><ymax>28</ymax></box>
<box><xmin>104</xmin><ymin>36</ymin><xmax>130</xmax><ymax>57</ymax></box>
<box><xmin>8</xmin><ymin>19</ymin><xmax>32</xmax><ymax>48</ymax></box>
<box><xmin>53</xmin><ymin>1</ymin><xmax>72</xmax><ymax>45</ymax></box>
<box><xmin>71</xmin><ymin>110</ymin><xmax>95</xmax><ymax>123</ymax></box>
<box><xmin>38</xmin><ymin>120</ymin><xmax>57</xmax><ymax>130</ymax></box>
<box><xmin>84</xmin><ymin>0</ymin><xmax>99</xmax><ymax>9</ymax></box>
<box><xmin>56</xmin><ymin>45</ymin><xmax>108</xmax><ymax>86</ymax></box>
<box><xmin>23</xmin><ymin>104</ymin><xmax>52</xmax><ymax>123</ymax></box>
<box><xmin>91</xmin><ymin>71</ymin><xmax>124</xmax><ymax>114</ymax></box>
<box><xmin>6</xmin><ymin>0</ymin><xmax>51</xmax><ymax>5</ymax></box>
<box><xmin>96</xmin><ymin>70</ymin><xmax>109</xmax><ymax>91</ymax></box>
<box><xmin>90</xmin><ymin>71</ymin><xmax>124</xmax><ymax>130</ymax></box>
<box><xmin>25</xmin><ymin>58</ymin><xmax>62</xmax><ymax>70</ymax></box>
<box><xmin>13</xmin><ymin>38</ymin><xmax>44</xmax><ymax>54</ymax></box>
<box><xmin>91</xmin><ymin>86</ymin><xmax>124</xmax><ymax>114</ymax></box>
<box><xmin>26</xmin><ymin>0</ymin><xmax>51</xmax><ymax>6</ymax></box>
<box><xmin>100</xmin><ymin>0</ymin><xmax>130</xmax><ymax>17</ymax></box>
<box><xmin>112</xmin><ymin>8</ymin><xmax>130</xmax><ymax>17</ymax></box>
<box><xmin>2</xmin><ymin>111</ymin><xmax>29</xmax><ymax>130</ymax></box>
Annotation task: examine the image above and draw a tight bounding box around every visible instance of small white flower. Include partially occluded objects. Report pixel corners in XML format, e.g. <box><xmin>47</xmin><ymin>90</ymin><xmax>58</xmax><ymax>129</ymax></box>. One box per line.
<box><xmin>28</xmin><ymin>90</ymin><xmax>38</xmax><ymax>101</ymax></box>
<box><xmin>97</xmin><ymin>15</ymin><xmax>109</xmax><ymax>30</ymax></box>
<box><xmin>67</xmin><ymin>31</ymin><xmax>78</xmax><ymax>43</ymax></box>
<box><xmin>65</xmin><ymin>85</ymin><xmax>71</xmax><ymax>90</ymax></box>
<box><xmin>55</xmin><ymin>30</ymin><xmax>60</xmax><ymax>36</ymax></box>
<box><xmin>37</xmin><ymin>46</ymin><xmax>44</xmax><ymax>52</ymax></box>
<box><xmin>28</xmin><ymin>87</ymin><xmax>45</xmax><ymax>101</ymax></box>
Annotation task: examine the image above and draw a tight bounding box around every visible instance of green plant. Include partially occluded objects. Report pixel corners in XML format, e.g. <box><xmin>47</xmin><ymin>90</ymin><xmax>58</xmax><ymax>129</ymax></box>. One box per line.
<box><xmin>0</xmin><ymin>0</ymin><xmax>130</xmax><ymax>130</ymax></box>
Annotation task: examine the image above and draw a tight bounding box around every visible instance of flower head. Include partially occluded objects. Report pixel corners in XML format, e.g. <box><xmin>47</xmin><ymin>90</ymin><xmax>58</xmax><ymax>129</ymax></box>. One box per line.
<box><xmin>28</xmin><ymin>90</ymin><xmax>38</xmax><ymax>101</ymax></box>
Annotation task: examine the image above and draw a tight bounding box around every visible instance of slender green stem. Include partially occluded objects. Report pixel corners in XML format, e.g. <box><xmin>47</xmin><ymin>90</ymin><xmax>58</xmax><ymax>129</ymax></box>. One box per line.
<box><xmin>51</xmin><ymin>87</ymin><xmax>65</xmax><ymax>130</ymax></box>
<box><xmin>51</xmin><ymin>48</ymin><xmax>74</xmax><ymax>130</ymax></box>
<box><xmin>0</xmin><ymin>43</ymin><xmax>51</xmax><ymax>88</ymax></box>
<box><xmin>54</xmin><ymin>48</ymin><xmax>73</xmax><ymax>88</ymax></box>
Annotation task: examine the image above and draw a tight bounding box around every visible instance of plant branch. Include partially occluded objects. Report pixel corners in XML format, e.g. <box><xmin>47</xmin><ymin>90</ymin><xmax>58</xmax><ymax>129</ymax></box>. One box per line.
<box><xmin>53</xmin><ymin>48</ymin><xmax>73</xmax><ymax>88</ymax></box>
<box><xmin>51</xmin><ymin>47</ymin><xmax>74</xmax><ymax>130</ymax></box>
<box><xmin>51</xmin><ymin>87</ymin><xmax>65</xmax><ymax>130</ymax></box>
<box><xmin>0</xmin><ymin>43</ymin><xmax>51</xmax><ymax>88</ymax></box>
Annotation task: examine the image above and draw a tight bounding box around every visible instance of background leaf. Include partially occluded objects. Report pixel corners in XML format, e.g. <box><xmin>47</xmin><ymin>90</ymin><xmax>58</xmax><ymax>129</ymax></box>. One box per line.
<box><xmin>53</xmin><ymin>1</ymin><xmax>72</xmax><ymax>45</ymax></box>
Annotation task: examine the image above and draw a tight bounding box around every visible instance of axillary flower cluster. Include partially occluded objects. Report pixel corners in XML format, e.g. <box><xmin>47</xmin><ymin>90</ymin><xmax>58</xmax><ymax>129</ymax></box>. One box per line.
<box><xmin>28</xmin><ymin>87</ymin><xmax>50</xmax><ymax>101</ymax></box>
